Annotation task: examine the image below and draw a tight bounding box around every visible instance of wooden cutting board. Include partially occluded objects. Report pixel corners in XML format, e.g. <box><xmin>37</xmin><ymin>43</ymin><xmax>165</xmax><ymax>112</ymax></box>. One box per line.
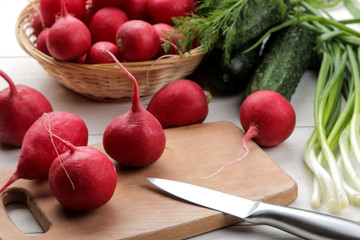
<box><xmin>0</xmin><ymin>121</ymin><xmax>297</xmax><ymax>240</ymax></box>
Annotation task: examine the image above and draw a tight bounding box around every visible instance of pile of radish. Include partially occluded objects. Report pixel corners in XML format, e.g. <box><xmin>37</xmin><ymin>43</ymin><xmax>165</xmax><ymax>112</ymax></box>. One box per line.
<box><xmin>0</xmin><ymin>110</ymin><xmax>118</xmax><ymax>211</ymax></box>
<box><xmin>0</xmin><ymin>111</ymin><xmax>89</xmax><ymax>192</ymax></box>
<box><xmin>33</xmin><ymin>0</ymin><xmax>198</xmax><ymax>63</ymax></box>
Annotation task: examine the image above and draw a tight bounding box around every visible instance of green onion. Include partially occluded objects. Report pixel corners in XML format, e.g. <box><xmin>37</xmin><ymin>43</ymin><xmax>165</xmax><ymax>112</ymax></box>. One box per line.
<box><xmin>294</xmin><ymin>2</ymin><xmax>360</xmax><ymax>212</ymax></box>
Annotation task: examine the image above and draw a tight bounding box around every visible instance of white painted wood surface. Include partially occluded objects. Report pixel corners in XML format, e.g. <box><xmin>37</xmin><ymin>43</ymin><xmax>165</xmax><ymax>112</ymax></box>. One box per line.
<box><xmin>0</xmin><ymin>1</ymin><xmax>359</xmax><ymax>239</ymax></box>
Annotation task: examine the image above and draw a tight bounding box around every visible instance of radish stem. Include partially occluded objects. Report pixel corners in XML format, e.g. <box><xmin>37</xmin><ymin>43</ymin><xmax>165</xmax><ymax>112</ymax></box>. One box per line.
<box><xmin>0</xmin><ymin>70</ymin><xmax>17</xmax><ymax>97</ymax></box>
<box><xmin>103</xmin><ymin>49</ymin><xmax>141</xmax><ymax>111</ymax></box>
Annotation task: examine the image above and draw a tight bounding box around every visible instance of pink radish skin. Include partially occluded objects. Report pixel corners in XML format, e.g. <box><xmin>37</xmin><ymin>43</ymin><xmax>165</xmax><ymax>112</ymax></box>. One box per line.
<box><xmin>46</xmin><ymin>0</ymin><xmax>91</xmax><ymax>61</ymax></box>
<box><xmin>147</xmin><ymin>79</ymin><xmax>209</xmax><ymax>128</ymax></box>
<box><xmin>89</xmin><ymin>7</ymin><xmax>128</xmax><ymax>44</ymax></box>
<box><xmin>33</xmin><ymin>8</ymin><xmax>49</xmax><ymax>55</ymax></box>
<box><xmin>36</xmin><ymin>29</ymin><xmax>50</xmax><ymax>55</ymax></box>
<box><xmin>92</xmin><ymin>0</ymin><xmax>128</xmax><ymax>8</ymax></box>
<box><xmin>40</xmin><ymin>0</ymin><xmax>86</xmax><ymax>27</ymax></box>
<box><xmin>148</xmin><ymin>0</ymin><xmax>196</xmax><ymax>25</ymax></box>
<box><xmin>123</xmin><ymin>0</ymin><xmax>151</xmax><ymax>22</ymax></box>
<box><xmin>86</xmin><ymin>41</ymin><xmax>120</xmax><ymax>64</ymax></box>
<box><xmin>102</xmin><ymin>51</ymin><xmax>166</xmax><ymax>167</ymax></box>
<box><xmin>0</xmin><ymin>111</ymin><xmax>89</xmax><ymax>194</ymax></box>
<box><xmin>205</xmin><ymin>90</ymin><xmax>296</xmax><ymax>178</ymax></box>
<box><xmin>32</xmin><ymin>13</ymin><xmax>44</xmax><ymax>37</ymax></box>
<box><xmin>0</xmin><ymin>70</ymin><xmax>53</xmax><ymax>147</ymax></box>
<box><xmin>153</xmin><ymin>23</ymin><xmax>178</xmax><ymax>56</ymax></box>
<box><xmin>81</xmin><ymin>1</ymin><xmax>99</xmax><ymax>26</ymax></box>
<box><xmin>74</xmin><ymin>54</ymin><xmax>87</xmax><ymax>64</ymax></box>
<box><xmin>240</xmin><ymin>90</ymin><xmax>296</xmax><ymax>147</ymax></box>
<box><xmin>48</xmin><ymin>131</ymin><xmax>117</xmax><ymax>211</ymax></box>
<box><xmin>116</xmin><ymin>20</ymin><xmax>160</xmax><ymax>61</ymax></box>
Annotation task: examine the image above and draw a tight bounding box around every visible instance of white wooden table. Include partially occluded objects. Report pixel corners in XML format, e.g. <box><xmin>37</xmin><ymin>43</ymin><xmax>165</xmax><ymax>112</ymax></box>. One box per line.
<box><xmin>1</xmin><ymin>1</ymin><xmax>360</xmax><ymax>239</ymax></box>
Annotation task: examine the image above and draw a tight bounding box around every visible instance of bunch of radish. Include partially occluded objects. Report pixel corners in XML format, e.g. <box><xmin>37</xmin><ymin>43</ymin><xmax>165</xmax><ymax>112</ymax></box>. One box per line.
<box><xmin>0</xmin><ymin>111</ymin><xmax>89</xmax><ymax>194</ymax></box>
<box><xmin>0</xmin><ymin>111</ymin><xmax>118</xmax><ymax>211</ymax></box>
<box><xmin>33</xmin><ymin>0</ymin><xmax>198</xmax><ymax>63</ymax></box>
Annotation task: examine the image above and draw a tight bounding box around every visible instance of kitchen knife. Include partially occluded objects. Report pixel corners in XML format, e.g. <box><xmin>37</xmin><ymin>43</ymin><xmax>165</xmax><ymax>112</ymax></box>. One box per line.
<box><xmin>147</xmin><ymin>177</ymin><xmax>360</xmax><ymax>240</ymax></box>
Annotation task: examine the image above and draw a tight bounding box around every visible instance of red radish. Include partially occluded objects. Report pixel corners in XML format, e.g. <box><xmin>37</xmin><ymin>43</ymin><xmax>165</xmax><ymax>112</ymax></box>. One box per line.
<box><xmin>102</xmin><ymin>50</ymin><xmax>166</xmax><ymax>167</ymax></box>
<box><xmin>81</xmin><ymin>0</ymin><xmax>99</xmax><ymax>26</ymax></box>
<box><xmin>86</xmin><ymin>41</ymin><xmax>120</xmax><ymax>64</ymax></box>
<box><xmin>116</xmin><ymin>20</ymin><xmax>160</xmax><ymax>61</ymax></box>
<box><xmin>0</xmin><ymin>111</ymin><xmax>89</xmax><ymax>193</ymax></box>
<box><xmin>92</xmin><ymin>0</ymin><xmax>128</xmax><ymax>8</ymax></box>
<box><xmin>32</xmin><ymin>6</ymin><xmax>49</xmax><ymax>55</ymax></box>
<box><xmin>74</xmin><ymin>54</ymin><xmax>87</xmax><ymax>64</ymax></box>
<box><xmin>147</xmin><ymin>79</ymin><xmax>209</xmax><ymax>128</ymax></box>
<box><xmin>40</xmin><ymin>0</ymin><xmax>86</xmax><ymax>27</ymax></box>
<box><xmin>46</xmin><ymin>0</ymin><xmax>91</xmax><ymax>61</ymax></box>
<box><xmin>0</xmin><ymin>70</ymin><xmax>53</xmax><ymax>147</ymax></box>
<box><xmin>153</xmin><ymin>23</ymin><xmax>178</xmax><ymax>56</ymax></box>
<box><xmin>89</xmin><ymin>7</ymin><xmax>128</xmax><ymax>44</ymax></box>
<box><xmin>123</xmin><ymin>0</ymin><xmax>151</xmax><ymax>22</ymax></box>
<box><xmin>36</xmin><ymin>29</ymin><xmax>50</xmax><ymax>55</ymax></box>
<box><xmin>240</xmin><ymin>90</ymin><xmax>296</xmax><ymax>147</ymax></box>
<box><xmin>205</xmin><ymin>90</ymin><xmax>296</xmax><ymax>178</ymax></box>
<box><xmin>148</xmin><ymin>0</ymin><xmax>196</xmax><ymax>25</ymax></box>
<box><xmin>32</xmin><ymin>13</ymin><xmax>44</xmax><ymax>37</ymax></box>
<box><xmin>47</xmin><ymin>126</ymin><xmax>117</xmax><ymax>211</ymax></box>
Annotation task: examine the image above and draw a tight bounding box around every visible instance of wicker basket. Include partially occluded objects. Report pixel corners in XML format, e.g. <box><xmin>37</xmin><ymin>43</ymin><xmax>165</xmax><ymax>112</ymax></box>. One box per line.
<box><xmin>15</xmin><ymin>2</ymin><xmax>205</xmax><ymax>102</ymax></box>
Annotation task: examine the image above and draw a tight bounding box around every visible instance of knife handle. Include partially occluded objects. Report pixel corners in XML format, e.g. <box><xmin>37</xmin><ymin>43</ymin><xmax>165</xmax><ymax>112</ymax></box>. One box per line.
<box><xmin>245</xmin><ymin>202</ymin><xmax>360</xmax><ymax>240</ymax></box>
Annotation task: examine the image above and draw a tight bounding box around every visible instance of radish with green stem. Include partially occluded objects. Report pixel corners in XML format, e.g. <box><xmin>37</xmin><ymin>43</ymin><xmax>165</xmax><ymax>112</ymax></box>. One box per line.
<box><xmin>45</xmin><ymin>115</ymin><xmax>117</xmax><ymax>211</ymax></box>
<box><xmin>0</xmin><ymin>111</ymin><xmax>88</xmax><ymax>194</ymax></box>
<box><xmin>46</xmin><ymin>0</ymin><xmax>91</xmax><ymax>61</ymax></box>
<box><xmin>102</xmin><ymin>50</ymin><xmax>166</xmax><ymax>167</ymax></box>
<box><xmin>0</xmin><ymin>70</ymin><xmax>53</xmax><ymax>147</ymax></box>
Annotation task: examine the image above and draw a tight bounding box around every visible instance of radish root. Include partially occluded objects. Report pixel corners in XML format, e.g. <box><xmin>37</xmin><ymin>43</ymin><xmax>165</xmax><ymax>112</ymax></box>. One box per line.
<box><xmin>42</xmin><ymin>113</ymin><xmax>75</xmax><ymax>190</ymax></box>
<box><xmin>146</xmin><ymin>53</ymin><xmax>178</xmax><ymax>88</ymax></box>
<box><xmin>200</xmin><ymin>124</ymin><xmax>258</xmax><ymax>179</ymax></box>
<box><xmin>146</xmin><ymin>38</ymin><xmax>182</xmax><ymax>89</ymax></box>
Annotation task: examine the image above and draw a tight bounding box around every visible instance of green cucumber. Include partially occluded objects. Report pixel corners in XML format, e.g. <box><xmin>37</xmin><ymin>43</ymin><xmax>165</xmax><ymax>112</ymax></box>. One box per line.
<box><xmin>231</xmin><ymin>0</ymin><xmax>289</xmax><ymax>48</ymax></box>
<box><xmin>245</xmin><ymin>24</ymin><xmax>317</xmax><ymax>101</ymax></box>
<box><xmin>206</xmin><ymin>45</ymin><xmax>261</xmax><ymax>92</ymax></box>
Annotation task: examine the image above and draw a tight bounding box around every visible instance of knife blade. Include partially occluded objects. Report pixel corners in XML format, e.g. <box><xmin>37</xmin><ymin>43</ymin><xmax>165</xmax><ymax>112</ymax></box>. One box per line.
<box><xmin>147</xmin><ymin>177</ymin><xmax>360</xmax><ymax>240</ymax></box>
